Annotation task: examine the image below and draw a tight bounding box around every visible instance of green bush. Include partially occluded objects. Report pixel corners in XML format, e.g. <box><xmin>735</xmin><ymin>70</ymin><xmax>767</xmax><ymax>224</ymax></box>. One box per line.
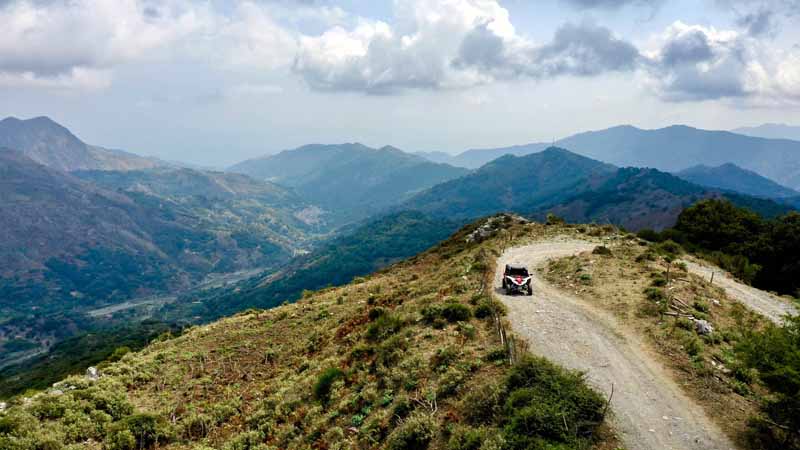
<box><xmin>313</xmin><ymin>367</ymin><xmax>344</xmax><ymax>403</ymax></box>
<box><xmin>693</xmin><ymin>299</ymin><xmax>710</xmax><ymax>313</ymax></box>
<box><xmin>650</xmin><ymin>276</ymin><xmax>667</xmax><ymax>287</ymax></box>
<box><xmin>637</xmin><ymin>228</ymin><xmax>663</xmax><ymax>242</ymax></box>
<box><xmin>737</xmin><ymin>315</ymin><xmax>800</xmax><ymax>448</ymax></box>
<box><xmin>368</xmin><ymin>307</ymin><xmax>387</xmax><ymax>321</ymax></box>
<box><xmin>644</xmin><ymin>287</ymin><xmax>666</xmax><ymax>302</ymax></box>
<box><xmin>386</xmin><ymin>413</ymin><xmax>437</xmax><ymax>450</ymax></box>
<box><xmin>442</xmin><ymin>303</ymin><xmax>472</xmax><ymax>323</ymax></box>
<box><xmin>222</xmin><ymin>430</ymin><xmax>266</xmax><ymax>450</ymax></box>
<box><xmin>106</xmin><ymin>428</ymin><xmax>136</xmax><ymax>450</ymax></box>
<box><xmin>366</xmin><ymin>314</ymin><xmax>404</xmax><ymax>342</ymax></box>
<box><xmin>684</xmin><ymin>337</ymin><xmax>704</xmax><ymax>357</ymax></box>
<box><xmin>592</xmin><ymin>246</ymin><xmax>612</xmax><ymax>256</ymax></box>
<box><xmin>473</xmin><ymin>301</ymin><xmax>494</xmax><ymax>319</ymax></box>
<box><xmin>447</xmin><ymin>426</ymin><xmax>485</xmax><ymax>450</ymax></box>
<box><xmin>102</xmin><ymin>413</ymin><xmax>170</xmax><ymax>450</ymax></box>
<box><xmin>502</xmin><ymin>356</ymin><xmax>605</xmax><ymax>448</ymax></box>
<box><xmin>461</xmin><ymin>382</ymin><xmax>503</xmax><ymax>425</ymax></box>
<box><xmin>655</xmin><ymin>240</ymin><xmax>683</xmax><ymax>257</ymax></box>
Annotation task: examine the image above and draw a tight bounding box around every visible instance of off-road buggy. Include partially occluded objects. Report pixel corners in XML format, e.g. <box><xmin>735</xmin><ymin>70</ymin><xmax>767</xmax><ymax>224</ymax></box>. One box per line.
<box><xmin>502</xmin><ymin>264</ymin><xmax>533</xmax><ymax>296</ymax></box>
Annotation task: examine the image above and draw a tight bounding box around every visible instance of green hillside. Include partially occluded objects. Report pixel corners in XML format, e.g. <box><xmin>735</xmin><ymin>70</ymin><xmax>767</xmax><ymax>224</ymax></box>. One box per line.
<box><xmin>0</xmin><ymin>216</ymin><xmax>617</xmax><ymax>450</ymax></box>
<box><xmin>230</xmin><ymin>143</ymin><xmax>469</xmax><ymax>224</ymax></box>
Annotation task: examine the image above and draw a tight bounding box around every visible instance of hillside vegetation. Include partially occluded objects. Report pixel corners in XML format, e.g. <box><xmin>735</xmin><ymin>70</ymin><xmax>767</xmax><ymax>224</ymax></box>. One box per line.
<box><xmin>0</xmin><ymin>216</ymin><xmax>618</xmax><ymax>450</ymax></box>
<box><xmin>230</xmin><ymin>143</ymin><xmax>468</xmax><ymax>224</ymax></box>
<box><xmin>641</xmin><ymin>199</ymin><xmax>800</xmax><ymax>297</ymax></box>
<box><xmin>676</xmin><ymin>164</ymin><xmax>799</xmax><ymax>199</ymax></box>
<box><xmin>157</xmin><ymin>211</ymin><xmax>464</xmax><ymax>325</ymax></box>
<box><xmin>0</xmin><ymin>150</ymin><xmax>320</xmax><ymax>369</ymax></box>
<box><xmin>404</xmin><ymin>148</ymin><xmax>790</xmax><ymax>231</ymax></box>
<box><xmin>543</xmin><ymin>226</ymin><xmax>800</xmax><ymax>448</ymax></box>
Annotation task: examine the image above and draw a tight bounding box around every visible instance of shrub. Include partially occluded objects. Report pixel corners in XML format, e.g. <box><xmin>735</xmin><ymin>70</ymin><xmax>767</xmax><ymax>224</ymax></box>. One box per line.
<box><xmin>592</xmin><ymin>246</ymin><xmax>612</xmax><ymax>256</ymax></box>
<box><xmin>644</xmin><ymin>287</ymin><xmax>666</xmax><ymax>302</ymax></box>
<box><xmin>107</xmin><ymin>413</ymin><xmax>166</xmax><ymax>450</ymax></box>
<box><xmin>655</xmin><ymin>240</ymin><xmax>683</xmax><ymax>257</ymax></box>
<box><xmin>369</xmin><ymin>307</ymin><xmax>387</xmax><ymax>321</ymax></box>
<box><xmin>485</xmin><ymin>348</ymin><xmax>508</xmax><ymax>363</ymax></box>
<box><xmin>650</xmin><ymin>276</ymin><xmax>667</xmax><ymax>287</ymax></box>
<box><xmin>420</xmin><ymin>306</ymin><xmax>443</xmax><ymax>324</ymax></box>
<box><xmin>430</xmin><ymin>346</ymin><xmax>459</xmax><ymax>370</ymax></box>
<box><xmin>676</xmin><ymin>317</ymin><xmax>694</xmax><ymax>331</ymax></box>
<box><xmin>637</xmin><ymin>229</ymin><xmax>663</xmax><ymax>242</ymax></box>
<box><xmin>181</xmin><ymin>413</ymin><xmax>213</xmax><ymax>439</ymax></box>
<box><xmin>503</xmin><ymin>356</ymin><xmax>605</xmax><ymax>448</ymax></box>
<box><xmin>442</xmin><ymin>303</ymin><xmax>472</xmax><ymax>323</ymax></box>
<box><xmin>386</xmin><ymin>413</ymin><xmax>437</xmax><ymax>450</ymax></box>
<box><xmin>437</xmin><ymin>368</ymin><xmax>466</xmax><ymax>398</ymax></box>
<box><xmin>74</xmin><ymin>385</ymin><xmax>133</xmax><ymax>420</ymax></box>
<box><xmin>684</xmin><ymin>336</ymin><xmax>704</xmax><ymax>357</ymax></box>
<box><xmin>736</xmin><ymin>316</ymin><xmax>800</xmax><ymax>448</ymax></box>
<box><xmin>473</xmin><ymin>301</ymin><xmax>493</xmax><ymax>319</ymax></box>
<box><xmin>461</xmin><ymin>382</ymin><xmax>503</xmax><ymax>425</ymax></box>
<box><xmin>447</xmin><ymin>426</ymin><xmax>485</xmax><ymax>450</ymax></box>
<box><xmin>366</xmin><ymin>314</ymin><xmax>404</xmax><ymax>342</ymax></box>
<box><xmin>390</xmin><ymin>396</ymin><xmax>413</xmax><ymax>425</ymax></box>
<box><xmin>545</xmin><ymin>214</ymin><xmax>565</xmax><ymax>226</ymax></box>
<box><xmin>222</xmin><ymin>430</ymin><xmax>266</xmax><ymax>450</ymax></box>
<box><xmin>314</xmin><ymin>368</ymin><xmax>344</xmax><ymax>403</ymax></box>
<box><xmin>106</xmin><ymin>428</ymin><xmax>136</xmax><ymax>450</ymax></box>
<box><xmin>693</xmin><ymin>299</ymin><xmax>710</xmax><ymax>313</ymax></box>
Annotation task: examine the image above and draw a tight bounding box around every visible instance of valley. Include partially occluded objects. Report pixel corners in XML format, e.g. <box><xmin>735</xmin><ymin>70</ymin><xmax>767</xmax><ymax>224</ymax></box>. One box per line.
<box><xmin>1</xmin><ymin>115</ymin><xmax>799</xmax><ymax>450</ymax></box>
<box><xmin>4</xmin><ymin>2</ymin><xmax>800</xmax><ymax>448</ymax></box>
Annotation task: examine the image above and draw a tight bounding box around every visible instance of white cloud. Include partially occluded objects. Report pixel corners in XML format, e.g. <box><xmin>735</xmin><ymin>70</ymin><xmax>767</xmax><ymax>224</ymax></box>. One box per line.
<box><xmin>291</xmin><ymin>0</ymin><xmax>507</xmax><ymax>94</ymax></box>
<box><xmin>292</xmin><ymin>0</ymin><xmax>641</xmax><ymax>94</ymax></box>
<box><xmin>0</xmin><ymin>0</ymin><xmax>798</xmax><ymax>106</ymax></box>
<box><xmin>217</xmin><ymin>2</ymin><xmax>299</xmax><ymax>70</ymax></box>
<box><xmin>0</xmin><ymin>0</ymin><xmax>213</xmax><ymax>89</ymax></box>
<box><xmin>0</xmin><ymin>67</ymin><xmax>112</xmax><ymax>90</ymax></box>
<box><xmin>642</xmin><ymin>21</ymin><xmax>800</xmax><ymax>103</ymax></box>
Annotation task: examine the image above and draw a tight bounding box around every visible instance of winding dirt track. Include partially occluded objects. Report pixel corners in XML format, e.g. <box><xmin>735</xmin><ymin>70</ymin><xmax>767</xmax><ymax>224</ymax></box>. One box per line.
<box><xmin>495</xmin><ymin>239</ymin><xmax>736</xmax><ymax>450</ymax></box>
<box><xmin>683</xmin><ymin>260</ymin><xmax>798</xmax><ymax>324</ymax></box>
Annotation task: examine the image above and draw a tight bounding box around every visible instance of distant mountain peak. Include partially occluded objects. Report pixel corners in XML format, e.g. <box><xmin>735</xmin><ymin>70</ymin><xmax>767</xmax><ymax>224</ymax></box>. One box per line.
<box><xmin>0</xmin><ymin>115</ymin><xmax>162</xmax><ymax>172</ymax></box>
<box><xmin>676</xmin><ymin>163</ymin><xmax>799</xmax><ymax>199</ymax></box>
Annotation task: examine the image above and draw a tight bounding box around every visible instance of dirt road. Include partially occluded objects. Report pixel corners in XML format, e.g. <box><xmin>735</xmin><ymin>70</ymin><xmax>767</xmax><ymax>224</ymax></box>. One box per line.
<box><xmin>495</xmin><ymin>239</ymin><xmax>736</xmax><ymax>450</ymax></box>
<box><xmin>683</xmin><ymin>260</ymin><xmax>797</xmax><ymax>324</ymax></box>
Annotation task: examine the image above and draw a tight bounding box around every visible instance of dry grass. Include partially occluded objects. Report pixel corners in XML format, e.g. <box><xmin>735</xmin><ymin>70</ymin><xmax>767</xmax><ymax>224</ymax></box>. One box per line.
<box><xmin>0</xmin><ymin>217</ymin><xmax>621</xmax><ymax>450</ymax></box>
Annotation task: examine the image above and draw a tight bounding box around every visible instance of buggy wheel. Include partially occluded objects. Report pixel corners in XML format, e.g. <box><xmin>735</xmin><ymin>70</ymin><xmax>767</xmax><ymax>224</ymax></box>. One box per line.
<box><xmin>527</xmin><ymin>285</ymin><xmax>533</xmax><ymax>296</ymax></box>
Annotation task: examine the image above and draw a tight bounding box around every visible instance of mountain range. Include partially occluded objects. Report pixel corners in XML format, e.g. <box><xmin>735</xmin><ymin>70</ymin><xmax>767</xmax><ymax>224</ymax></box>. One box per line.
<box><xmin>0</xmin><ymin>116</ymin><xmax>163</xmax><ymax>172</ymax></box>
<box><xmin>675</xmin><ymin>163</ymin><xmax>800</xmax><ymax>199</ymax></box>
<box><xmin>403</xmin><ymin>147</ymin><xmax>790</xmax><ymax>230</ymax></box>
<box><xmin>733</xmin><ymin>123</ymin><xmax>800</xmax><ymax>141</ymax></box>
<box><xmin>0</xmin><ymin>149</ymin><xmax>324</xmax><ymax>368</ymax></box>
<box><xmin>2</xmin><ymin>115</ymin><xmax>799</xmax><ymax>383</ymax></box>
<box><xmin>229</xmin><ymin>143</ymin><xmax>469</xmax><ymax>223</ymax></box>
<box><xmin>416</xmin><ymin>125</ymin><xmax>800</xmax><ymax>191</ymax></box>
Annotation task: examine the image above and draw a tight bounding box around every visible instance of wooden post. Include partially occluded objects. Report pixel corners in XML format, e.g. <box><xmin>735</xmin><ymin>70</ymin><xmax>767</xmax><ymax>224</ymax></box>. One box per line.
<box><xmin>710</xmin><ymin>272</ymin><xmax>715</xmax><ymax>284</ymax></box>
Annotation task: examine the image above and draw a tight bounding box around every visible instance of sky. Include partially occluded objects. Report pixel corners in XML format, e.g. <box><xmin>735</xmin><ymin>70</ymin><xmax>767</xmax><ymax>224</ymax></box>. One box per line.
<box><xmin>1</xmin><ymin>0</ymin><xmax>799</xmax><ymax>167</ymax></box>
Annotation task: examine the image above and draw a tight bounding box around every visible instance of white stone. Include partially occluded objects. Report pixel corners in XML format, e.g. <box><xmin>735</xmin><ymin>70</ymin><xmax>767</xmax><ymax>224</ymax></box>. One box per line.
<box><xmin>86</xmin><ymin>366</ymin><xmax>100</xmax><ymax>380</ymax></box>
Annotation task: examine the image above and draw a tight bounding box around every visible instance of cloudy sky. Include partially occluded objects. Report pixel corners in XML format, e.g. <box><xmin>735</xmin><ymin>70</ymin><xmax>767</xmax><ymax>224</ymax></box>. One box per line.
<box><xmin>1</xmin><ymin>0</ymin><xmax>799</xmax><ymax>166</ymax></box>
